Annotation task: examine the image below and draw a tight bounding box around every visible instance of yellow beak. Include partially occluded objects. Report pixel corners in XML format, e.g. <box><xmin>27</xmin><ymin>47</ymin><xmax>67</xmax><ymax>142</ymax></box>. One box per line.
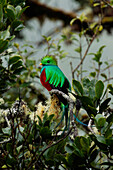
<box><xmin>39</xmin><ymin>63</ymin><xmax>42</xmax><ymax>65</ymax></box>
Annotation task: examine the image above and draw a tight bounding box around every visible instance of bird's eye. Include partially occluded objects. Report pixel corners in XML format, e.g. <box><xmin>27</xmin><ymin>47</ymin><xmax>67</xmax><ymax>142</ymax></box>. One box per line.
<box><xmin>47</xmin><ymin>60</ymin><xmax>50</xmax><ymax>63</ymax></box>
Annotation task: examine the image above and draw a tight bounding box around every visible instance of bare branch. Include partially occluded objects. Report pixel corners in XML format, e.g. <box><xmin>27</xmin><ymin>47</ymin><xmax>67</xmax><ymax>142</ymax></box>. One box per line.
<box><xmin>102</xmin><ymin>0</ymin><xmax>113</xmax><ymax>9</ymax></box>
<box><xmin>72</xmin><ymin>24</ymin><xmax>100</xmax><ymax>75</ymax></box>
<box><xmin>103</xmin><ymin>77</ymin><xmax>113</xmax><ymax>83</ymax></box>
<box><xmin>28</xmin><ymin>127</ymin><xmax>73</xmax><ymax>170</ymax></box>
<box><xmin>50</xmin><ymin>89</ymin><xmax>78</xmax><ymax>136</ymax></box>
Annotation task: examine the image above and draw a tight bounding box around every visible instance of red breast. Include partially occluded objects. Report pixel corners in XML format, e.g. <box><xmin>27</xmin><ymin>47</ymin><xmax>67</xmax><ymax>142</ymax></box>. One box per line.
<box><xmin>40</xmin><ymin>68</ymin><xmax>52</xmax><ymax>91</ymax></box>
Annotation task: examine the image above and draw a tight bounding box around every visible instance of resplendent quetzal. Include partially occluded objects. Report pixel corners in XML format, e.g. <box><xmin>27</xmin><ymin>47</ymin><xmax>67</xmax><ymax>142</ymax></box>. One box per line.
<box><xmin>40</xmin><ymin>55</ymin><xmax>88</xmax><ymax>127</ymax></box>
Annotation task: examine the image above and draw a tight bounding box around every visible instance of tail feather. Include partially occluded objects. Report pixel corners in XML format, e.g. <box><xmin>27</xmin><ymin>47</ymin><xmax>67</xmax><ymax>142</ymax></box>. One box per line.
<box><xmin>63</xmin><ymin>104</ymin><xmax>69</xmax><ymax>127</ymax></box>
<box><xmin>74</xmin><ymin>115</ymin><xmax>88</xmax><ymax>126</ymax></box>
<box><xmin>56</xmin><ymin>103</ymin><xmax>89</xmax><ymax>128</ymax></box>
<box><xmin>55</xmin><ymin>104</ymin><xmax>69</xmax><ymax>130</ymax></box>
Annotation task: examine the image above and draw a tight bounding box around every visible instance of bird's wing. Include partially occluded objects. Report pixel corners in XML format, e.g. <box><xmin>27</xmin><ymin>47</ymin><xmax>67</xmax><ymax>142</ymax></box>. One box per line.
<box><xmin>45</xmin><ymin>66</ymin><xmax>65</xmax><ymax>88</ymax></box>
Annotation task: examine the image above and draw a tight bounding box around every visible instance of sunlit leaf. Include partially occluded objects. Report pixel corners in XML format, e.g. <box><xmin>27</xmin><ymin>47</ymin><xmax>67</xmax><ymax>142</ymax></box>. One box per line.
<box><xmin>70</xmin><ymin>18</ymin><xmax>77</xmax><ymax>26</ymax></box>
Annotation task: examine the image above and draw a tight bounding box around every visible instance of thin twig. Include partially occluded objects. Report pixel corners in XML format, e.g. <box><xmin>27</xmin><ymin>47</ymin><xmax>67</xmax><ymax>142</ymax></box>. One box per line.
<box><xmin>103</xmin><ymin>77</ymin><xmax>113</xmax><ymax>83</ymax></box>
<box><xmin>100</xmin><ymin>63</ymin><xmax>113</xmax><ymax>73</ymax></box>
<box><xmin>72</xmin><ymin>21</ymin><xmax>101</xmax><ymax>76</ymax></box>
<box><xmin>27</xmin><ymin>127</ymin><xmax>73</xmax><ymax>170</ymax></box>
<box><xmin>102</xmin><ymin>0</ymin><xmax>113</xmax><ymax>9</ymax></box>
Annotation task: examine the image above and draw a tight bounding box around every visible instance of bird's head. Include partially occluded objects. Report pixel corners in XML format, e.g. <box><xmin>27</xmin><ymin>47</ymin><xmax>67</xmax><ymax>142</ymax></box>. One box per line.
<box><xmin>40</xmin><ymin>55</ymin><xmax>57</xmax><ymax>66</ymax></box>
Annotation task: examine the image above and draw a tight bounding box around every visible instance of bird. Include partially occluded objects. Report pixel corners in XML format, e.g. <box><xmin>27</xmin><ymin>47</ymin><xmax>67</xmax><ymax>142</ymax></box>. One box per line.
<box><xmin>39</xmin><ymin>55</ymin><xmax>88</xmax><ymax>128</ymax></box>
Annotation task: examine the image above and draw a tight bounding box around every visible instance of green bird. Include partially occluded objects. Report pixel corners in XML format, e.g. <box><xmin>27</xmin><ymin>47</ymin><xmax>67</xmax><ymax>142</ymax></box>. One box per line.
<box><xmin>40</xmin><ymin>55</ymin><xmax>88</xmax><ymax>127</ymax></box>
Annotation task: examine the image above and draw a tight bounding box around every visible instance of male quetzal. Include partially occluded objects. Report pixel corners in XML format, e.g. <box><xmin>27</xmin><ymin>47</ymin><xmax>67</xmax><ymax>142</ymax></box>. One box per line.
<box><xmin>40</xmin><ymin>55</ymin><xmax>88</xmax><ymax>127</ymax></box>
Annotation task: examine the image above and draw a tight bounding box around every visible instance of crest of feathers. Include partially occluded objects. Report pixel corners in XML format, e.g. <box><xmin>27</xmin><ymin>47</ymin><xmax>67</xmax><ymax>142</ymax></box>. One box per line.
<box><xmin>41</xmin><ymin>55</ymin><xmax>58</xmax><ymax>64</ymax></box>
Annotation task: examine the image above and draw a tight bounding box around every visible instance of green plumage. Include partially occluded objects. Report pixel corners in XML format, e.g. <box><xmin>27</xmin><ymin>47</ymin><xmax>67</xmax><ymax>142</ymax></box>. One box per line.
<box><xmin>45</xmin><ymin>66</ymin><xmax>66</xmax><ymax>87</ymax></box>
<box><xmin>40</xmin><ymin>55</ymin><xmax>71</xmax><ymax>131</ymax></box>
<box><xmin>40</xmin><ymin>55</ymin><xmax>89</xmax><ymax>128</ymax></box>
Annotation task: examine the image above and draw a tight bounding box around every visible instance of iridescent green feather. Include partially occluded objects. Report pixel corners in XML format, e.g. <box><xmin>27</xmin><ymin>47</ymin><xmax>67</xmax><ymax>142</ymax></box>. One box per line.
<box><xmin>45</xmin><ymin>66</ymin><xmax>65</xmax><ymax>88</ymax></box>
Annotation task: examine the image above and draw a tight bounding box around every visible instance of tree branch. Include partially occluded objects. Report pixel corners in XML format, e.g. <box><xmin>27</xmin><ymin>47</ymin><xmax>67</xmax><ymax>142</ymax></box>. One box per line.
<box><xmin>28</xmin><ymin>127</ymin><xmax>73</xmax><ymax>170</ymax></box>
<box><xmin>50</xmin><ymin>89</ymin><xmax>78</xmax><ymax>137</ymax></box>
<box><xmin>72</xmin><ymin>24</ymin><xmax>100</xmax><ymax>76</ymax></box>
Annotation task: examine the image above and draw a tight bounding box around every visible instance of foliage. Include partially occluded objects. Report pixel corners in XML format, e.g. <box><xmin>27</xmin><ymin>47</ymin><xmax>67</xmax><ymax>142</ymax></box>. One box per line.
<box><xmin>0</xmin><ymin>0</ymin><xmax>113</xmax><ymax>169</ymax></box>
<box><xmin>0</xmin><ymin>0</ymin><xmax>46</xmax><ymax>110</ymax></box>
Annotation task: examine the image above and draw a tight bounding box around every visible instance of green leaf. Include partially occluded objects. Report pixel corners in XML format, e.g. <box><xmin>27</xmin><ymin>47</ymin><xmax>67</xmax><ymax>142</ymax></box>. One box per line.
<box><xmin>89</xmin><ymin>149</ymin><xmax>98</xmax><ymax>163</ymax></box>
<box><xmin>2</xmin><ymin>165</ymin><xmax>8</xmax><ymax>169</ymax></box>
<box><xmin>10</xmin><ymin>60</ymin><xmax>23</xmax><ymax>71</ymax></box>
<box><xmin>6</xmin><ymin>143</ymin><xmax>13</xmax><ymax>154</ymax></box>
<box><xmin>15</xmin><ymin>5</ymin><xmax>22</xmax><ymax>17</ymax></box>
<box><xmin>46</xmin><ymin>145</ymin><xmax>57</xmax><ymax>159</ymax></box>
<box><xmin>79</xmin><ymin>96</ymin><xmax>94</xmax><ymax>107</ymax></box>
<box><xmin>93</xmin><ymin>3</ymin><xmax>100</xmax><ymax>7</ymax></box>
<box><xmin>101</xmin><ymin>73</ymin><xmax>107</xmax><ymax>79</ymax></box>
<box><xmin>55</xmin><ymin>154</ymin><xmax>68</xmax><ymax>166</ymax></box>
<box><xmin>98</xmin><ymin>118</ymin><xmax>106</xmax><ymax>127</ymax></box>
<box><xmin>99</xmin><ymin>98</ymin><xmax>111</xmax><ymax>113</ymax></box>
<box><xmin>99</xmin><ymin>45</ymin><xmax>106</xmax><ymax>53</ymax></box>
<box><xmin>0</xmin><ymin>4</ymin><xmax>3</xmax><ymax>22</ymax></box>
<box><xmin>9</xmin><ymin>55</ymin><xmax>22</xmax><ymax>66</ymax></box>
<box><xmin>95</xmin><ymin>80</ymin><xmax>104</xmax><ymax>99</ymax></box>
<box><xmin>18</xmin><ymin>6</ymin><xmax>29</xmax><ymax>18</ymax></box>
<box><xmin>0</xmin><ymin>28</ymin><xmax>10</xmax><ymax>40</ymax></box>
<box><xmin>2</xmin><ymin>127</ymin><xmax>11</xmax><ymax>135</ymax></box>
<box><xmin>107</xmin><ymin>84</ymin><xmax>113</xmax><ymax>95</ymax></box>
<box><xmin>80</xmin><ymin>137</ymin><xmax>90</xmax><ymax>151</ymax></box>
<box><xmin>6</xmin><ymin>154</ymin><xmax>17</xmax><ymax>166</ymax></box>
<box><xmin>65</xmin><ymin>144</ymin><xmax>73</xmax><ymax>153</ymax></box>
<box><xmin>95</xmin><ymin>114</ymin><xmax>106</xmax><ymax>128</ymax></box>
<box><xmin>11</xmin><ymin>20</ymin><xmax>23</xmax><ymax>30</ymax></box>
<box><xmin>14</xmin><ymin>23</ymin><xmax>25</xmax><ymax>31</ymax></box>
<box><xmin>15</xmin><ymin>127</ymin><xmax>24</xmax><ymax>142</ymax></box>
<box><xmin>67</xmin><ymin>153</ymin><xmax>84</xmax><ymax>168</ymax></box>
<box><xmin>0</xmin><ymin>39</ymin><xmax>8</xmax><ymax>53</ymax></box>
<box><xmin>74</xmin><ymin>136</ymin><xmax>90</xmax><ymax>156</ymax></box>
<box><xmin>16</xmin><ymin>145</ymin><xmax>22</xmax><ymax>153</ymax></box>
<box><xmin>96</xmin><ymin>135</ymin><xmax>106</xmax><ymax>144</ymax></box>
<box><xmin>82</xmin><ymin>77</ymin><xmax>93</xmax><ymax>88</ymax></box>
<box><xmin>72</xmin><ymin>79</ymin><xmax>83</xmax><ymax>95</ymax></box>
<box><xmin>75</xmin><ymin>47</ymin><xmax>81</xmax><ymax>53</ymax></box>
<box><xmin>106</xmin><ymin>113</ymin><xmax>113</xmax><ymax>123</ymax></box>
<box><xmin>5</xmin><ymin>5</ymin><xmax>16</xmax><ymax>21</ymax></box>
<box><xmin>93</xmin><ymin>53</ymin><xmax>101</xmax><ymax>62</ymax></box>
<box><xmin>79</xmin><ymin>13</ymin><xmax>87</xmax><ymax>22</ymax></box>
<box><xmin>13</xmin><ymin>67</ymin><xmax>26</xmax><ymax>75</ymax></box>
<box><xmin>105</xmin><ymin>128</ymin><xmax>112</xmax><ymax>138</ymax></box>
<box><xmin>89</xmin><ymin>72</ymin><xmax>96</xmax><ymax>78</ymax></box>
<box><xmin>40</xmin><ymin>127</ymin><xmax>52</xmax><ymax>140</ymax></box>
<box><xmin>77</xmin><ymin>95</ymin><xmax>96</xmax><ymax>116</ymax></box>
<box><xmin>0</xmin><ymin>0</ymin><xmax>7</xmax><ymax>5</ymax></box>
<box><xmin>88</xmin><ymin>105</ymin><xmax>97</xmax><ymax>115</ymax></box>
<box><xmin>106</xmin><ymin>137</ymin><xmax>113</xmax><ymax>146</ymax></box>
<box><xmin>70</xmin><ymin>18</ymin><xmax>77</xmax><ymax>25</ymax></box>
